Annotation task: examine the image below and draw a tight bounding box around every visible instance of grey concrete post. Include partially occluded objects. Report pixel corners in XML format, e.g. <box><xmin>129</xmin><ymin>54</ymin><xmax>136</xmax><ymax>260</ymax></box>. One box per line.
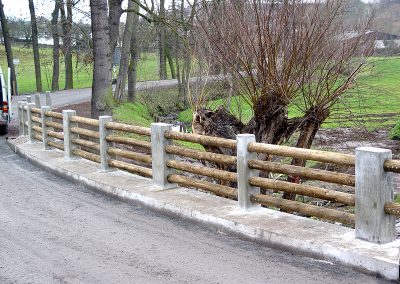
<box><xmin>151</xmin><ymin>123</ymin><xmax>177</xmax><ymax>189</ymax></box>
<box><xmin>18</xmin><ymin>101</ymin><xmax>23</xmax><ymax>135</ymax></box>
<box><xmin>99</xmin><ymin>116</ymin><xmax>115</xmax><ymax>172</ymax></box>
<box><xmin>355</xmin><ymin>147</ymin><xmax>395</xmax><ymax>244</ymax></box>
<box><xmin>237</xmin><ymin>134</ymin><xmax>260</xmax><ymax>211</ymax></box>
<box><xmin>45</xmin><ymin>91</ymin><xmax>52</xmax><ymax>109</ymax></box>
<box><xmin>26</xmin><ymin>96</ymin><xmax>32</xmax><ymax>103</ymax></box>
<box><xmin>63</xmin><ymin>110</ymin><xmax>79</xmax><ymax>159</ymax></box>
<box><xmin>21</xmin><ymin>101</ymin><xmax>28</xmax><ymax>136</ymax></box>
<box><xmin>34</xmin><ymin>93</ymin><xmax>41</xmax><ymax>108</ymax></box>
<box><xmin>41</xmin><ymin>106</ymin><xmax>52</xmax><ymax>150</ymax></box>
<box><xmin>27</xmin><ymin>103</ymin><xmax>36</xmax><ymax>143</ymax></box>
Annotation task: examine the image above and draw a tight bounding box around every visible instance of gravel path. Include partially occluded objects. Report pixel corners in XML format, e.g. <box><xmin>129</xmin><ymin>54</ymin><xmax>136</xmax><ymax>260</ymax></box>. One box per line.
<box><xmin>0</xmin><ymin>136</ymin><xmax>390</xmax><ymax>283</ymax></box>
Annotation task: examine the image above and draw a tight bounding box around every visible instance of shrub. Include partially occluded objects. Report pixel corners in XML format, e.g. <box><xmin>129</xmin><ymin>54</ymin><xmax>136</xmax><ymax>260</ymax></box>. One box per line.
<box><xmin>389</xmin><ymin>120</ymin><xmax>400</xmax><ymax>140</ymax></box>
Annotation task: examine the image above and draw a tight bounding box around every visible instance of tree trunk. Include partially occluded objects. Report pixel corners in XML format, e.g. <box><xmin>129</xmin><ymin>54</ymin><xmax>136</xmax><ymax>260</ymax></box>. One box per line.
<box><xmin>114</xmin><ymin>1</ymin><xmax>135</xmax><ymax>101</ymax></box>
<box><xmin>108</xmin><ymin>0</ymin><xmax>123</xmax><ymax>58</ymax></box>
<box><xmin>127</xmin><ymin>8</ymin><xmax>139</xmax><ymax>102</ymax></box>
<box><xmin>28</xmin><ymin>0</ymin><xmax>42</xmax><ymax>92</ymax></box>
<box><xmin>90</xmin><ymin>0</ymin><xmax>112</xmax><ymax>118</ymax></box>
<box><xmin>166</xmin><ymin>45</ymin><xmax>176</xmax><ymax>79</ymax></box>
<box><xmin>63</xmin><ymin>0</ymin><xmax>73</xmax><ymax>90</ymax></box>
<box><xmin>0</xmin><ymin>0</ymin><xmax>16</xmax><ymax>95</ymax></box>
<box><xmin>51</xmin><ymin>0</ymin><xmax>62</xmax><ymax>91</ymax></box>
<box><xmin>158</xmin><ymin>0</ymin><xmax>167</xmax><ymax>80</ymax></box>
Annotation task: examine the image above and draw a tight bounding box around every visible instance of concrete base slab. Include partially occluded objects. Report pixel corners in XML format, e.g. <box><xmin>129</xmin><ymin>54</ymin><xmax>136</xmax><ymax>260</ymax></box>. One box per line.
<box><xmin>9</xmin><ymin>137</ymin><xmax>400</xmax><ymax>281</ymax></box>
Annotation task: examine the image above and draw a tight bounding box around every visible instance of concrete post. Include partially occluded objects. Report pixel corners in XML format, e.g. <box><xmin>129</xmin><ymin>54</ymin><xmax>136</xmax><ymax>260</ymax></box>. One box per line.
<box><xmin>151</xmin><ymin>123</ymin><xmax>177</xmax><ymax>189</ymax></box>
<box><xmin>26</xmin><ymin>96</ymin><xmax>32</xmax><ymax>103</ymax></box>
<box><xmin>18</xmin><ymin>101</ymin><xmax>23</xmax><ymax>135</ymax></box>
<box><xmin>27</xmin><ymin>103</ymin><xmax>36</xmax><ymax>143</ymax></box>
<box><xmin>237</xmin><ymin>134</ymin><xmax>260</xmax><ymax>211</ymax></box>
<box><xmin>45</xmin><ymin>91</ymin><xmax>52</xmax><ymax>109</ymax></box>
<box><xmin>63</xmin><ymin>110</ymin><xmax>79</xmax><ymax>159</ymax></box>
<box><xmin>34</xmin><ymin>93</ymin><xmax>41</xmax><ymax>108</ymax></box>
<box><xmin>355</xmin><ymin>147</ymin><xmax>395</xmax><ymax>244</ymax></box>
<box><xmin>21</xmin><ymin>101</ymin><xmax>28</xmax><ymax>136</ymax></box>
<box><xmin>99</xmin><ymin>116</ymin><xmax>115</xmax><ymax>172</ymax></box>
<box><xmin>41</xmin><ymin>106</ymin><xmax>52</xmax><ymax>150</ymax></box>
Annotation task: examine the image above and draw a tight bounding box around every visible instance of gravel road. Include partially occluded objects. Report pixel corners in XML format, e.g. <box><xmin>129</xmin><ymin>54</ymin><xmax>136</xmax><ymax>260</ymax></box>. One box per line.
<box><xmin>0</xmin><ymin>136</ymin><xmax>389</xmax><ymax>283</ymax></box>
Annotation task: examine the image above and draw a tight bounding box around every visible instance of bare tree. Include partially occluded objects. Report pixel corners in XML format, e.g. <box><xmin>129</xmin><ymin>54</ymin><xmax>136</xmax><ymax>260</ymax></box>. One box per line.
<box><xmin>108</xmin><ymin>0</ymin><xmax>123</xmax><ymax>56</ymax></box>
<box><xmin>158</xmin><ymin>0</ymin><xmax>167</xmax><ymax>79</ymax></box>
<box><xmin>51</xmin><ymin>0</ymin><xmax>62</xmax><ymax>91</ymax></box>
<box><xmin>0</xmin><ymin>0</ymin><xmax>16</xmax><ymax>95</ymax></box>
<box><xmin>90</xmin><ymin>0</ymin><xmax>112</xmax><ymax>118</ymax></box>
<box><xmin>28</xmin><ymin>0</ymin><xmax>42</xmax><ymax>92</ymax></box>
<box><xmin>193</xmin><ymin>0</ymin><xmax>373</xmax><ymax>199</ymax></box>
<box><xmin>127</xmin><ymin>5</ymin><xmax>140</xmax><ymax>101</ymax></box>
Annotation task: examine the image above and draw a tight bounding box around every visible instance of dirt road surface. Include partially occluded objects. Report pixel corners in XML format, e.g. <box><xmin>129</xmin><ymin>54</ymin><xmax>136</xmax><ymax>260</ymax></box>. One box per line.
<box><xmin>0</xmin><ymin>136</ymin><xmax>390</xmax><ymax>283</ymax></box>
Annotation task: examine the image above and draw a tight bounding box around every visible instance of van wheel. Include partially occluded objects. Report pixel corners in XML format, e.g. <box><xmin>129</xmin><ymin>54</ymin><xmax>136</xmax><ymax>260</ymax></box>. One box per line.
<box><xmin>0</xmin><ymin>124</ymin><xmax>8</xmax><ymax>135</ymax></box>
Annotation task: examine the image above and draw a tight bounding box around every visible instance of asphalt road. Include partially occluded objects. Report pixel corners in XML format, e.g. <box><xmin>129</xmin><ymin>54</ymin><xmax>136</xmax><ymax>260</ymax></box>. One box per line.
<box><xmin>0</xmin><ymin>136</ymin><xmax>389</xmax><ymax>283</ymax></box>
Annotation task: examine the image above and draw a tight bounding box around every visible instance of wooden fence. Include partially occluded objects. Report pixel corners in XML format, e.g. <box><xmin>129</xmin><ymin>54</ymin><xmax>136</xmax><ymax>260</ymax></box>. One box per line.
<box><xmin>17</xmin><ymin>95</ymin><xmax>400</xmax><ymax>245</ymax></box>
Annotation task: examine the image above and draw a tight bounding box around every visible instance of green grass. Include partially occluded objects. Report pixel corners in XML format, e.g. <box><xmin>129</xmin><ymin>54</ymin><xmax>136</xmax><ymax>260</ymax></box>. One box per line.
<box><xmin>0</xmin><ymin>45</ymin><xmax>171</xmax><ymax>94</ymax></box>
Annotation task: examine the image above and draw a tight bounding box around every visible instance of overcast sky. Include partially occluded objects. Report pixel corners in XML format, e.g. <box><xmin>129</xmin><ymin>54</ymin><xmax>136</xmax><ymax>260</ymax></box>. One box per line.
<box><xmin>2</xmin><ymin>0</ymin><xmax>377</xmax><ymax>21</ymax></box>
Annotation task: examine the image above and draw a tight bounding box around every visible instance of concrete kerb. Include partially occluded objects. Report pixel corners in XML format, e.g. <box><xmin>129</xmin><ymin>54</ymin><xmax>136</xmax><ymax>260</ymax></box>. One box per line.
<box><xmin>7</xmin><ymin>137</ymin><xmax>400</xmax><ymax>281</ymax></box>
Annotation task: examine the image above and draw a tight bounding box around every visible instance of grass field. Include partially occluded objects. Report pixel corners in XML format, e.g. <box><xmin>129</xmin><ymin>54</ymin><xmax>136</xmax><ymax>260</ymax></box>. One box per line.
<box><xmin>0</xmin><ymin>45</ymin><xmax>171</xmax><ymax>94</ymax></box>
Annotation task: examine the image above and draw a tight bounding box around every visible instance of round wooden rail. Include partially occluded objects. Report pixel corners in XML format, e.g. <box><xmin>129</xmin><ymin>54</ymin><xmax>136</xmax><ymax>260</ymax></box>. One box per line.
<box><xmin>108</xmin><ymin>159</ymin><xmax>152</xmax><ymax>178</ymax></box>
<box><xmin>168</xmin><ymin>174</ymin><xmax>237</xmax><ymax>199</ymax></box>
<box><xmin>31</xmin><ymin>116</ymin><xmax>42</xmax><ymax>124</ymax></box>
<box><xmin>71</xmin><ymin>127</ymin><xmax>100</xmax><ymax>139</ymax></box>
<box><xmin>384</xmin><ymin>202</ymin><xmax>400</xmax><ymax>217</ymax></box>
<box><xmin>72</xmin><ymin>149</ymin><xmax>101</xmax><ymax>163</ymax></box>
<box><xmin>164</xmin><ymin>130</ymin><xmax>237</xmax><ymax>149</ymax></box>
<box><xmin>384</xmin><ymin>160</ymin><xmax>400</xmax><ymax>174</ymax></box>
<box><xmin>44</xmin><ymin>111</ymin><xmax>63</xmax><ymax>120</ymax></box>
<box><xmin>48</xmin><ymin>131</ymin><xmax>64</xmax><ymax>140</ymax></box>
<box><xmin>248</xmin><ymin>142</ymin><xmax>355</xmax><ymax>167</ymax></box>
<box><xmin>48</xmin><ymin>140</ymin><xmax>64</xmax><ymax>151</ymax></box>
<box><xmin>107</xmin><ymin>147</ymin><xmax>152</xmax><ymax>164</ymax></box>
<box><xmin>165</xmin><ymin>145</ymin><xmax>237</xmax><ymax>166</ymax></box>
<box><xmin>33</xmin><ymin>133</ymin><xmax>43</xmax><ymax>142</ymax></box>
<box><xmin>31</xmin><ymin>107</ymin><xmax>41</xmax><ymax>114</ymax></box>
<box><xmin>72</xmin><ymin>139</ymin><xmax>100</xmax><ymax>151</ymax></box>
<box><xmin>250</xmin><ymin>194</ymin><xmax>355</xmax><ymax>225</ymax></box>
<box><xmin>45</xmin><ymin>121</ymin><xmax>63</xmax><ymax>130</ymax></box>
<box><xmin>166</xmin><ymin>160</ymin><xmax>237</xmax><ymax>182</ymax></box>
<box><xmin>106</xmin><ymin>135</ymin><xmax>151</xmax><ymax>149</ymax></box>
<box><xmin>248</xmin><ymin>160</ymin><xmax>355</xmax><ymax>187</ymax></box>
<box><xmin>249</xmin><ymin>177</ymin><xmax>355</xmax><ymax>205</ymax></box>
<box><xmin>32</xmin><ymin>125</ymin><xmax>42</xmax><ymax>133</ymax></box>
<box><xmin>105</xmin><ymin>122</ymin><xmax>151</xmax><ymax>136</ymax></box>
<box><xmin>70</xmin><ymin>116</ymin><xmax>100</xmax><ymax>127</ymax></box>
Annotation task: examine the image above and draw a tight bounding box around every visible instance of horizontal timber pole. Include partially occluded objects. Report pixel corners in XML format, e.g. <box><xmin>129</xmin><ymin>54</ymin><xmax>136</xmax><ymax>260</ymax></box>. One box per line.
<box><xmin>165</xmin><ymin>145</ymin><xmax>237</xmax><ymax>166</ymax></box>
<box><xmin>248</xmin><ymin>142</ymin><xmax>355</xmax><ymax>167</ymax></box>
<box><xmin>108</xmin><ymin>159</ymin><xmax>152</xmax><ymax>178</ymax></box>
<box><xmin>48</xmin><ymin>140</ymin><xmax>64</xmax><ymax>151</ymax></box>
<box><xmin>166</xmin><ymin>160</ymin><xmax>237</xmax><ymax>182</ymax></box>
<box><xmin>48</xmin><ymin>131</ymin><xmax>64</xmax><ymax>140</ymax></box>
<box><xmin>248</xmin><ymin>160</ymin><xmax>355</xmax><ymax>187</ymax></box>
<box><xmin>384</xmin><ymin>160</ymin><xmax>400</xmax><ymax>174</ymax></box>
<box><xmin>249</xmin><ymin>176</ymin><xmax>355</xmax><ymax>205</ymax></box>
<box><xmin>31</xmin><ymin>116</ymin><xmax>42</xmax><ymax>124</ymax></box>
<box><xmin>32</xmin><ymin>125</ymin><xmax>42</xmax><ymax>133</ymax></box>
<box><xmin>45</xmin><ymin>121</ymin><xmax>63</xmax><ymax>130</ymax></box>
<box><xmin>106</xmin><ymin>135</ymin><xmax>151</xmax><ymax>149</ymax></box>
<box><xmin>107</xmin><ymin>147</ymin><xmax>152</xmax><ymax>164</ymax></box>
<box><xmin>72</xmin><ymin>138</ymin><xmax>100</xmax><ymax>151</ymax></box>
<box><xmin>31</xmin><ymin>107</ymin><xmax>41</xmax><ymax>114</ymax></box>
<box><xmin>164</xmin><ymin>130</ymin><xmax>236</xmax><ymax>149</ymax></box>
<box><xmin>167</xmin><ymin>174</ymin><xmax>237</xmax><ymax>199</ymax></box>
<box><xmin>33</xmin><ymin>133</ymin><xmax>43</xmax><ymax>142</ymax></box>
<box><xmin>71</xmin><ymin>127</ymin><xmax>100</xmax><ymax>139</ymax></box>
<box><xmin>105</xmin><ymin>122</ymin><xmax>151</xmax><ymax>136</ymax></box>
<box><xmin>70</xmin><ymin>115</ymin><xmax>100</xmax><ymax>127</ymax></box>
<box><xmin>72</xmin><ymin>149</ymin><xmax>101</xmax><ymax>163</ymax></box>
<box><xmin>384</xmin><ymin>202</ymin><xmax>400</xmax><ymax>217</ymax></box>
<box><xmin>250</xmin><ymin>194</ymin><xmax>355</xmax><ymax>225</ymax></box>
<box><xmin>44</xmin><ymin>111</ymin><xmax>63</xmax><ymax>119</ymax></box>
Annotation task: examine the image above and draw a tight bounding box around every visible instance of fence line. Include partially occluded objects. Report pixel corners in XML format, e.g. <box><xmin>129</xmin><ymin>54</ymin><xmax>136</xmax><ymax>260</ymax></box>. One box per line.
<box><xmin>18</xmin><ymin>97</ymin><xmax>400</xmax><ymax>245</ymax></box>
